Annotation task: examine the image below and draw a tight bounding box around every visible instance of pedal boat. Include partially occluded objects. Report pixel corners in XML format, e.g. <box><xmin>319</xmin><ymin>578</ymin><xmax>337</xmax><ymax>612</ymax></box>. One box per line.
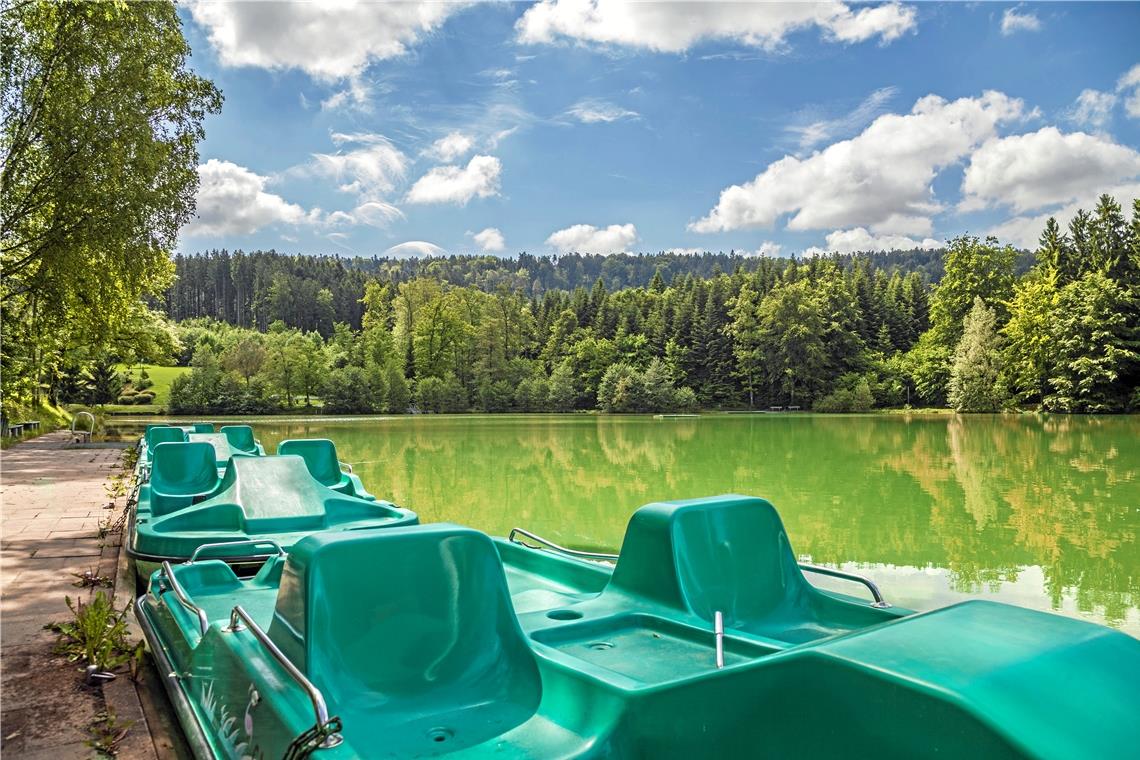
<box><xmin>136</xmin><ymin>424</ymin><xmax>265</xmax><ymax>483</ymax></box>
<box><xmin>127</xmin><ymin>439</ymin><xmax>416</xmax><ymax>579</ymax></box>
<box><xmin>136</xmin><ymin>494</ymin><xmax>1140</xmax><ymax>759</ymax></box>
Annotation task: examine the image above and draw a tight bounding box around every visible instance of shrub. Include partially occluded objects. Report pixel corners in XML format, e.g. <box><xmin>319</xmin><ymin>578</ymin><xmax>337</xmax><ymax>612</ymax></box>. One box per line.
<box><xmin>135</xmin><ymin>369</ymin><xmax>153</xmax><ymax>391</ymax></box>
<box><xmin>115</xmin><ymin>394</ymin><xmax>138</xmax><ymax>405</ymax></box>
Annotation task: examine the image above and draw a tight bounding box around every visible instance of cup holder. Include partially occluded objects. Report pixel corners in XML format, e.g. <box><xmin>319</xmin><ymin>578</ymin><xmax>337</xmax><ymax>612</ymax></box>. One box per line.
<box><xmin>547</xmin><ymin>608</ymin><xmax>584</xmax><ymax>621</ymax></box>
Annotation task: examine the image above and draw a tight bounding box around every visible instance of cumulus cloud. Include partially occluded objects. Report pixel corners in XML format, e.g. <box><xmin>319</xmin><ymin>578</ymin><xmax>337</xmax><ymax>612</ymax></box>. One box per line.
<box><xmin>786</xmin><ymin>86</ymin><xmax>898</xmax><ymax>151</ymax></box>
<box><xmin>186</xmin><ymin>1</ymin><xmax>469</xmax><ymax>81</ymax></box>
<box><xmin>185</xmin><ymin>159</ymin><xmax>319</xmax><ymax>236</ymax></box>
<box><xmin>1066</xmin><ymin>89</ymin><xmax>1117</xmax><ymax>130</ymax></box>
<box><xmin>986</xmin><ymin>182</ymin><xmax>1140</xmax><ymax>249</ymax></box>
<box><xmin>383</xmin><ymin>241</ymin><xmax>447</xmax><ymax>258</ymax></box>
<box><xmin>960</xmin><ymin>127</ymin><xmax>1140</xmax><ymax>213</ymax></box>
<box><xmin>691</xmin><ymin>91</ymin><xmax>1025</xmax><ymax>235</ymax></box>
<box><xmin>309</xmin><ymin>132</ymin><xmax>408</xmax><ymax>200</ymax></box>
<box><xmin>471</xmin><ymin>227</ymin><xmax>506</xmax><ymax>252</ymax></box>
<box><xmin>425</xmin><ymin>132</ymin><xmax>475</xmax><ymax>162</ymax></box>
<box><xmin>517</xmin><ymin>1</ymin><xmax>917</xmax><ymax>52</ymax></box>
<box><xmin>820</xmin><ymin>228</ymin><xmax>940</xmax><ymax>254</ymax></box>
<box><xmin>564</xmin><ymin>99</ymin><xmax>640</xmax><ymax>123</ymax></box>
<box><xmin>406</xmin><ymin>155</ymin><xmax>503</xmax><ymax>205</ymax></box>
<box><xmin>1000</xmin><ymin>6</ymin><xmax>1042</xmax><ymax>35</ymax></box>
<box><xmin>1118</xmin><ymin>64</ymin><xmax>1140</xmax><ymax>119</ymax></box>
<box><xmin>546</xmin><ymin>223</ymin><xmax>637</xmax><ymax>253</ymax></box>
<box><xmin>756</xmin><ymin>241</ymin><xmax>784</xmax><ymax>256</ymax></box>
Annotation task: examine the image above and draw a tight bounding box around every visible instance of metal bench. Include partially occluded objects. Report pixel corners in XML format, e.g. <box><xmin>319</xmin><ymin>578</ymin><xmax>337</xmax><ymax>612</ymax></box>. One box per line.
<box><xmin>71</xmin><ymin>411</ymin><xmax>95</xmax><ymax>443</ymax></box>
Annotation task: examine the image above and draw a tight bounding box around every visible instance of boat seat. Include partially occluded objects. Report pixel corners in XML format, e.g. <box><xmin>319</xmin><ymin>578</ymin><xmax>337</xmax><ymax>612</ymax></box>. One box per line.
<box><xmin>149</xmin><ymin>442</ymin><xmax>221</xmax><ymax>516</ymax></box>
<box><xmin>220</xmin><ymin>424</ymin><xmax>258</xmax><ymax>455</ymax></box>
<box><xmin>276</xmin><ymin>439</ymin><xmax>371</xmax><ymax>498</ymax></box>
<box><xmin>146</xmin><ymin>426</ymin><xmax>187</xmax><ymax>457</ymax></box>
<box><xmin>267</xmin><ymin>525</ymin><xmax>541</xmax><ymax>755</ymax></box>
<box><xmin>606</xmin><ymin>495</ymin><xmax>887</xmax><ymax>644</ymax></box>
<box><xmin>191</xmin><ymin>422</ymin><xmax>215</xmax><ymax>433</ymax></box>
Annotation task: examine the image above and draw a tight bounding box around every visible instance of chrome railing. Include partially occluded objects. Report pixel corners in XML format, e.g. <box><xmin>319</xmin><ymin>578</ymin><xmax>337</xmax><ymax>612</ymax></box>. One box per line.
<box><xmin>160</xmin><ymin>561</ymin><xmax>209</xmax><ymax>636</ymax></box>
<box><xmin>227</xmin><ymin>605</ymin><xmax>342</xmax><ymax>749</ymax></box>
<box><xmin>797</xmin><ymin>563</ymin><xmax>890</xmax><ymax>608</ymax></box>
<box><xmin>508</xmin><ymin>527</ymin><xmax>891</xmax><ymax>608</ymax></box>
<box><xmin>508</xmin><ymin>528</ymin><xmax>619</xmax><ymax>561</ymax></box>
<box><xmin>188</xmin><ymin>539</ymin><xmax>286</xmax><ymax>564</ymax></box>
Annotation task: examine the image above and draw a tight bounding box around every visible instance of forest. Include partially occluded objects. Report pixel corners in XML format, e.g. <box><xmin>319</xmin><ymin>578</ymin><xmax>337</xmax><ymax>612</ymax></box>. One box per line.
<box><xmin>141</xmin><ymin>194</ymin><xmax>1136</xmax><ymax>416</ymax></box>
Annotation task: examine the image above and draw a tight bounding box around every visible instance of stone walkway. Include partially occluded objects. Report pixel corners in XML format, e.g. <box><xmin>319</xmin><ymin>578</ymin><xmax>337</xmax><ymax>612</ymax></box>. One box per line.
<box><xmin>1</xmin><ymin>432</ymin><xmax>163</xmax><ymax>758</ymax></box>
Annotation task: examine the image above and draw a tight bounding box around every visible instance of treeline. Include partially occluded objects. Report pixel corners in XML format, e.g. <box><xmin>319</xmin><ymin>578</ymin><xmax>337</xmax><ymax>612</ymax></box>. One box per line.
<box><xmin>167</xmin><ymin>193</ymin><xmax>1138</xmax><ymax>416</ymax></box>
<box><xmin>162</xmin><ymin>248</ymin><xmax>982</xmax><ymax>332</ymax></box>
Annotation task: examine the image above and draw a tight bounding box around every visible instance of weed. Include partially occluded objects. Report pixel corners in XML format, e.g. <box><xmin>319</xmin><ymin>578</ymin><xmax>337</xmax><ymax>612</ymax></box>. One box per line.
<box><xmin>50</xmin><ymin>592</ymin><xmax>138</xmax><ymax>672</ymax></box>
<box><xmin>87</xmin><ymin>708</ymin><xmax>134</xmax><ymax>757</ymax></box>
<box><xmin>72</xmin><ymin>569</ymin><xmax>113</xmax><ymax>588</ymax></box>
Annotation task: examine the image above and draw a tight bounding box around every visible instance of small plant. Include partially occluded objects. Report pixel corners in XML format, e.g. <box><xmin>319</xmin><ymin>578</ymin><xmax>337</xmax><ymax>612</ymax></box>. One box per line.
<box><xmin>87</xmin><ymin>708</ymin><xmax>134</xmax><ymax>757</ymax></box>
<box><xmin>50</xmin><ymin>593</ymin><xmax>137</xmax><ymax>672</ymax></box>
<box><xmin>72</xmin><ymin>568</ymin><xmax>113</xmax><ymax>588</ymax></box>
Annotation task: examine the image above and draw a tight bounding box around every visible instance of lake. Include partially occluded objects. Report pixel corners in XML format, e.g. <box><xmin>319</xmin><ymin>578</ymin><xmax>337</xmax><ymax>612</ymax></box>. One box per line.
<box><xmin>119</xmin><ymin>413</ymin><xmax>1139</xmax><ymax>636</ymax></box>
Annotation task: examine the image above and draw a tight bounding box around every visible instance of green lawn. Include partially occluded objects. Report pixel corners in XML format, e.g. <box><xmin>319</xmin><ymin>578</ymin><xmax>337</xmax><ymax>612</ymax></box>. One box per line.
<box><xmin>116</xmin><ymin>364</ymin><xmax>189</xmax><ymax>411</ymax></box>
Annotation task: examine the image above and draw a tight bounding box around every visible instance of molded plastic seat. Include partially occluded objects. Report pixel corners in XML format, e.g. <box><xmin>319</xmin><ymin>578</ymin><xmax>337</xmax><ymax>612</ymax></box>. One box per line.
<box><xmin>276</xmin><ymin>439</ymin><xmax>373</xmax><ymax>499</ymax></box>
<box><xmin>149</xmin><ymin>442</ymin><xmax>221</xmax><ymax>516</ymax></box>
<box><xmin>607</xmin><ymin>495</ymin><xmax>886</xmax><ymax>643</ymax></box>
<box><xmin>268</xmin><ymin>525</ymin><xmax>541</xmax><ymax>754</ymax></box>
<box><xmin>220</xmin><ymin>425</ymin><xmax>258</xmax><ymax>455</ymax></box>
<box><xmin>145</xmin><ymin>426</ymin><xmax>187</xmax><ymax>456</ymax></box>
<box><xmin>191</xmin><ymin>422</ymin><xmax>215</xmax><ymax>433</ymax></box>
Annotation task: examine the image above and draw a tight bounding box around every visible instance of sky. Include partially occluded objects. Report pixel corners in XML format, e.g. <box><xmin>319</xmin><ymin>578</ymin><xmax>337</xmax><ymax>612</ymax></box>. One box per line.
<box><xmin>177</xmin><ymin>1</ymin><xmax>1140</xmax><ymax>259</ymax></box>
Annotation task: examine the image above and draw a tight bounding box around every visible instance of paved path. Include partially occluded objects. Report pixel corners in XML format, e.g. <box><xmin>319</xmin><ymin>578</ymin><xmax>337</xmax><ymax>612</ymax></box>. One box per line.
<box><xmin>1</xmin><ymin>432</ymin><xmax>153</xmax><ymax>758</ymax></box>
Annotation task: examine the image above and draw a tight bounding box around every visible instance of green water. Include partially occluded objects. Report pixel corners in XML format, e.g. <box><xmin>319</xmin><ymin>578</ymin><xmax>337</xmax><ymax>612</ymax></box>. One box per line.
<box><xmin>124</xmin><ymin>413</ymin><xmax>1140</xmax><ymax>635</ymax></box>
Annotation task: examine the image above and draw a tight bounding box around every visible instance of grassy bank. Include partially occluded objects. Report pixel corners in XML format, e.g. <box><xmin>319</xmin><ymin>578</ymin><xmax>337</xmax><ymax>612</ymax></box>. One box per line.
<box><xmin>0</xmin><ymin>401</ymin><xmax>71</xmax><ymax>449</ymax></box>
<box><xmin>106</xmin><ymin>364</ymin><xmax>190</xmax><ymax>414</ymax></box>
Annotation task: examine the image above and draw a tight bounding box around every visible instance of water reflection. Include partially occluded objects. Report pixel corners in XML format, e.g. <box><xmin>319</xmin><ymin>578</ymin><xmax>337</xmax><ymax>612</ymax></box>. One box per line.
<box><xmin>119</xmin><ymin>413</ymin><xmax>1138</xmax><ymax>635</ymax></box>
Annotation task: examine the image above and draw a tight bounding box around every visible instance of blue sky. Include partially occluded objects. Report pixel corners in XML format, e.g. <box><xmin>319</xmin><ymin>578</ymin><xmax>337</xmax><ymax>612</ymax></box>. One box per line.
<box><xmin>178</xmin><ymin>1</ymin><xmax>1140</xmax><ymax>258</ymax></box>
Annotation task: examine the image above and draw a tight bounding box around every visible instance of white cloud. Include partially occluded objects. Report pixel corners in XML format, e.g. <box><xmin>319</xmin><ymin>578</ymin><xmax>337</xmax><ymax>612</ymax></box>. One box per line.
<box><xmin>326</xmin><ymin>201</ymin><xmax>405</xmax><ymax>229</ymax></box>
<box><xmin>756</xmin><ymin>241</ymin><xmax>784</xmax><ymax>256</ymax></box>
<box><xmin>406</xmin><ymin>155</ymin><xmax>503</xmax><ymax>205</ymax></box>
<box><xmin>185</xmin><ymin>159</ymin><xmax>319</xmax><ymax>236</ymax></box>
<box><xmin>471</xmin><ymin>227</ymin><xmax>506</xmax><ymax>252</ymax></box>
<box><xmin>309</xmin><ymin>132</ymin><xmax>408</xmax><ymax>200</ymax></box>
<box><xmin>821</xmin><ymin>228</ymin><xmax>940</xmax><ymax>254</ymax></box>
<box><xmin>546</xmin><ymin>223</ymin><xmax>637</xmax><ymax>253</ymax></box>
<box><xmin>1000</xmin><ymin>6</ymin><xmax>1041</xmax><ymax>35</ymax></box>
<box><xmin>320</xmin><ymin>78</ymin><xmax>373</xmax><ymax>111</ymax></box>
<box><xmin>986</xmin><ymin>182</ymin><xmax>1140</xmax><ymax>249</ymax></box>
<box><xmin>664</xmin><ymin>247</ymin><xmax>708</xmax><ymax>255</ymax></box>
<box><xmin>692</xmin><ymin>91</ymin><xmax>1025</xmax><ymax>235</ymax></box>
<box><xmin>186</xmin><ymin>1</ymin><xmax>469</xmax><ymax>81</ymax></box>
<box><xmin>787</xmin><ymin>86</ymin><xmax>898</xmax><ymax>151</ymax></box>
<box><xmin>1117</xmin><ymin>64</ymin><xmax>1140</xmax><ymax>119</ymax></box>
<box><xmin>1066</xmin><ymin>89</ymin><xmax>1116</xmax><ymax>130</ymax></box>
<box><xmin>517</xmin><ymin>1</ymin><xmax>917</xmax><ymax>52</ymax></box>
<box><xmin>564</xmin><ymin>99</ymin><xmax>639</xmax><ymax>124</ymax></box>
<box><xmin>383</xmin><ymin>241</ymin><xmax>447</xmax><ymax>258</ymax></box>
<box><xmin>961</xmin><ymin>127</ymin><xmax>1140</xmax><ymax>213</ymax></box>
<box><xmin>425</xmin><ymin>132</ymin><xmax>475</xmax><ymax>162</ymax></box>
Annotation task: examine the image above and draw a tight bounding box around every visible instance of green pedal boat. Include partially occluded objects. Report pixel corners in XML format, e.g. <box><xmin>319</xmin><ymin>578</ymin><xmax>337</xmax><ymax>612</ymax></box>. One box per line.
<box><xmin>136</xmin><ymin>423</ymin><xmax>266</xmax><ymax>483</ymax></box>
<box><xmin>128</xmin><ymin>438</ymin><xmax>416</xmax><ymax>578</ymax></box>
<box><xmin>136</xmin><ymin>494</ymin><xmax>1140</xmax><ymax>759</ymax></box>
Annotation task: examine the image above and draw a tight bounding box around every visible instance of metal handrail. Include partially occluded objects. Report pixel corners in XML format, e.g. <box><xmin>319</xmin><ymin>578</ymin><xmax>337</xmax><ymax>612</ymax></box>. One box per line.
<box><xmin>798</xmin><ymin>563</ymin><xmax>891</xmax><ymax>608</ymax></box>
<box><xmin>508</xmin><ymin>527</ymin><xmax>891</xmax><ymax>608</ymax></box>
<box><xmin>72</xmin><ymin>411</ymin><xmax>95</xmax><ymax>433</ymax></box>
<box><xmin>227</xmin><ymin>605</ymin><xmax>343</xmax><ymax>749</ymax></box>
<box><xmin>508</xmin><ymin>528</ymin><xmax>619</xmax><ymax>561</ymax></box>
<box><xmin>160</xmin><ymin>561</ymin><xmax>209</xmax><ymax>636</ymax></box>
<box><xmin>338</xmin><ymin>460</ymin><xmax>353</xmax><ymax>474</ymax></box>
<box><xmin>188</xmin><ymin>540</ymin><xmax>286</xmax><ymax>564</ymax></box>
